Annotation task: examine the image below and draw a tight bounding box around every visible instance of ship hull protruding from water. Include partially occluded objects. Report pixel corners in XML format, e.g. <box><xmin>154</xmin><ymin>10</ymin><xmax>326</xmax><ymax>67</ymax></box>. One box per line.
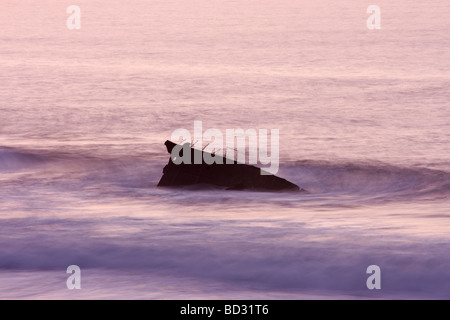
<box><xmin>157</xmin><ymin>140</ymin><xmax>303</xmax><ymax>192</ymax></box>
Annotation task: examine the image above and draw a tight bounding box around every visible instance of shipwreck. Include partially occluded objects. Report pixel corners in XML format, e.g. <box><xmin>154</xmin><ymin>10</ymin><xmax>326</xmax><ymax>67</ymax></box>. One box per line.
<box><xmin>157</xmin><ymin>140</ymin><xmax>303</xmax><ymax>192</ymax></box>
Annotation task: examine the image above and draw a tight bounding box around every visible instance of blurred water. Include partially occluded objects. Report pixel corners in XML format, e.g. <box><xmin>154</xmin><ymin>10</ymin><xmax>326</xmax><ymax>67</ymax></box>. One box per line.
<box><xmin>0</xmin><ymin>0</ymin><xmax>449</xmax><ymax>299</ymax></box>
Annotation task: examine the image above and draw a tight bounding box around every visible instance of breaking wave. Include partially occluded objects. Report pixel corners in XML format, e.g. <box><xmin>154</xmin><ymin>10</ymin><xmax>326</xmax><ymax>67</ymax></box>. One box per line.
<box><xmin>284</xmin><ymin>160</ymin><xmax>450</xmax><ymax>201</ymax></box>
<box><xmin>0</xmin><ymin>216</ymin><xmax>449</xmax><ymax>298</ymax></box>
<box><xmin>1</xmin><ymin>147</ymin><xmax>449</xmax><ymax>202</ymax></box>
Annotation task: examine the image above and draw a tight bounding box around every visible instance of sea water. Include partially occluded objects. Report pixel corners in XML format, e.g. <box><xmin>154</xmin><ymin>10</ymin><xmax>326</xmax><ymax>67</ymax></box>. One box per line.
<box><xmin>0</xmin><ymin>0</ymin><xmax>449</xmax><ymax>299</ymax></box>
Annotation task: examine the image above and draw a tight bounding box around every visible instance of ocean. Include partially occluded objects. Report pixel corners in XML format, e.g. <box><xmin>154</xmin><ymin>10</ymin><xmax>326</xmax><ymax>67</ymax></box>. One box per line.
<box><xmin>0</xmin><ymin>0</ymin><xmax>449</xmax><ymax>299</ymax></box>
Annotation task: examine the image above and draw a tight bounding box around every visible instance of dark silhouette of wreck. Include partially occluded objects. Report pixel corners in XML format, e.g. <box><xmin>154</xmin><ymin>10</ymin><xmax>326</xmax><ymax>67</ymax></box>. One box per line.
<box><xmin>157</xmin><ymin>140</ymin><xmax>303</xmax><ymax>191</ymax></box>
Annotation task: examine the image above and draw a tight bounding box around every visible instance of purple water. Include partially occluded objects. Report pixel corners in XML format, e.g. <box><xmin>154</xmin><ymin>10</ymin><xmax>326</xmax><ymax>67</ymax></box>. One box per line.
<box><xmin>0</xmin><ymin>0</ymin><xmax>449</xmax><ymax>299</ymax></box>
